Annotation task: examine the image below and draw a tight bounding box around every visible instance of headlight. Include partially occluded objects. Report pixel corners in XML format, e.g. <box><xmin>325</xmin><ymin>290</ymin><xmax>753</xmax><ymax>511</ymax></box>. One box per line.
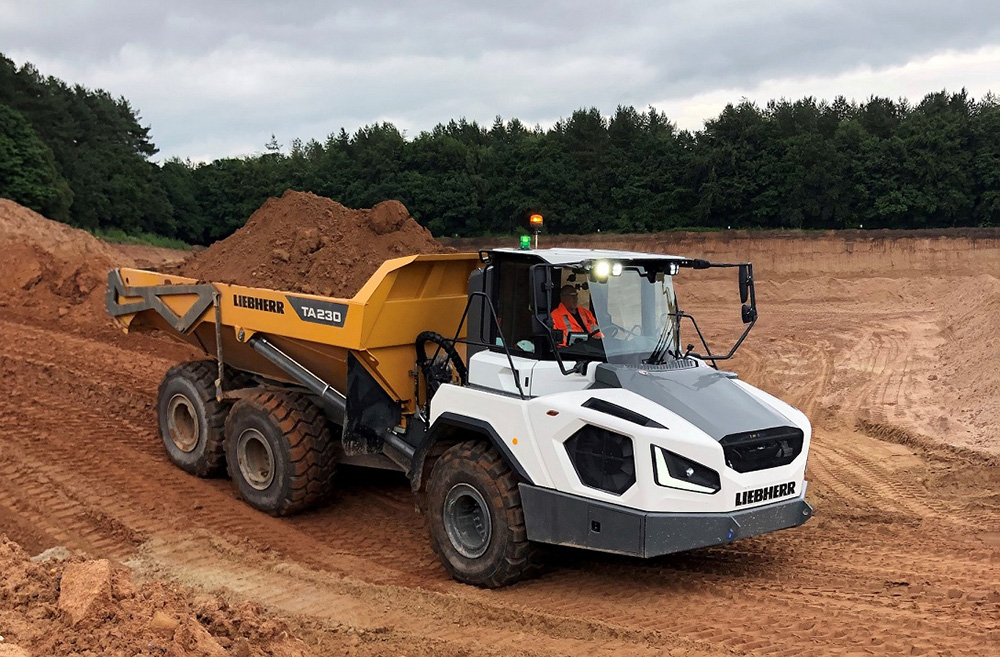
<box><xmin>651</xmin><ymin>445</ymin><xmax>720</xmax><ymax>494</ymax></box>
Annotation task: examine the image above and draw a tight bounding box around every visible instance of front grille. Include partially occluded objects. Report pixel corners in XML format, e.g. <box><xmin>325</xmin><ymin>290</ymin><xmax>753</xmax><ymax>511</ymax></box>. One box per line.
<box><xmin>720</xmin><ymin>426</ymin><xmax>803</xmax><ymax>473</ymax></box>
<box><xmin>630</xmin><ymin>358</ymin><xmax>699</xmax><ymax>371</ymax></box>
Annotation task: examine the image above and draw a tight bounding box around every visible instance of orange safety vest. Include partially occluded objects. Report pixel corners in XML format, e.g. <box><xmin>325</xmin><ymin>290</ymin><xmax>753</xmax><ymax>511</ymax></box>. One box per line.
<box><xmin>552</xmin><ymin>303</ymin><xmax>602</xmax><ymax>347</ymax></box>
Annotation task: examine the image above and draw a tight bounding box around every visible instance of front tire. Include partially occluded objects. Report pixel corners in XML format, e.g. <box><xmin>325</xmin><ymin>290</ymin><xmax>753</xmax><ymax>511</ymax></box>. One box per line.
<box><xmin>225</xmin><ymin>391</ymin><xmax>336</xmax><ymax>516</ymax></box>
<box><xmin>427</xmin><ymin>441</ymin><xmax>542</xmax><ymax>588</ymax></box>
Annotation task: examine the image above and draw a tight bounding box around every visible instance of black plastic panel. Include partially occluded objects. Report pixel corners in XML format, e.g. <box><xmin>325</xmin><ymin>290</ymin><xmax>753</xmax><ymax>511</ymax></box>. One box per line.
<box><xmin>583</xmin><ymin>398</ymin><xmax>665</xmax><ymax>428</ymax></box>
<box><xmin>564</xmin><ymin>425</ymin><xmax>636</xmax><ymax>495</ymax></box>
<box><xmin>520</xmin><ymin>483</ymin><xmax>813</xmax><ymax>558</ymax></box>
<box><xmin>720</xmin><ymin>426</ymin><xmax>804</xmax><ymax>473</ymax></box>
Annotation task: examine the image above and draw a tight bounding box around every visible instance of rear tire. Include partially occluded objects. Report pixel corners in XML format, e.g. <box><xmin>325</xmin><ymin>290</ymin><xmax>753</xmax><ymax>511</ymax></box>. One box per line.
<box><xmin>156</xmin><ymin>360</ymin><xmax>231</xmax><ymax>477</ymax></box>
<box><xmin>225</xmin><ymin>391</ymin><xmax>336</xmax><ymax>516</ymax></box>
<box><xmin>427</xmin><ymin>441</ymin><xmax>543</xmax><ymax>588</ymax></box>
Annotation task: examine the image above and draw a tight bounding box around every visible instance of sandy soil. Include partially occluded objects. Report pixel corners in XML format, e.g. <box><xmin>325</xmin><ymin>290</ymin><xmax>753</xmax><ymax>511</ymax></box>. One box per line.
<box><xmin>2</xmin><ymin>204</ymin><xmax>999</xmax><ymax>655</ymax></box>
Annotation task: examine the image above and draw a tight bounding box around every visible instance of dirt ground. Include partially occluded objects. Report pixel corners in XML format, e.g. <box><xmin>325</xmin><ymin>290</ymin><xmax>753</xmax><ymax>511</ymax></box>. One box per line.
<box><xmin>1</xmin><ymin>205</ymin><xmax>999</xmax><ymax>655</ymax></box>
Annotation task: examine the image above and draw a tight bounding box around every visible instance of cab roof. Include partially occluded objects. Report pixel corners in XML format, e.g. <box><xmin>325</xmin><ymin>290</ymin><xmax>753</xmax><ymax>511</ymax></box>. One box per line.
<box><xmin>489</xmin><ymin>247</ymin><xmax>686</xmax><ymax>265</ymax></box>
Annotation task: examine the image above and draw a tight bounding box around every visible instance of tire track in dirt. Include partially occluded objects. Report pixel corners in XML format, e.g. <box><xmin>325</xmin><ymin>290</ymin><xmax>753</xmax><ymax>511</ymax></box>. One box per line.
<box><xmin>497</xmin><ymin>557</ymin><xmax>996</xmax><ymax>657</ymax></box>
<box><xmin>0</xmin><ymin>318</ymin><xmax>448</xmax><ymax>583</ymax></box>
<box><xmin>820</xmin><ymin>438</ymin><xmax>983</xmax><ymax>529</ymax></box>
<box><xmin>807</xmin><ymin>448</ymin><xmax>905</xmax><ymax>514</ymax></box>
<box><xmin>0</xmin><ymin>388</ymin><xmax>433</xmax><ymax>587</ymax></box>
<box><xmin>129</xmin><ymin>535</ymin><xmax>697</xmax><ymax>657</ymax></box>
<box><xmin>0</xmin><ymin>450</ymin><xmax>144</xmax><ymax>558</ymax></box>
<box><xmin>1</xmin><ymin>305</ymin><xmax>999</xmax><ymax>655</ymax></box>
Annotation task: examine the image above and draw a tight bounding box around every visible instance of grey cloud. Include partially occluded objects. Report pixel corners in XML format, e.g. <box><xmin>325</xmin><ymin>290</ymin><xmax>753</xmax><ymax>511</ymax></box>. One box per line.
<box><xmin>2</xmin><ymin>0</ymin><xmax>999</xmax><ymax>159</ymax></box>
<box><xmin>642</xmin><ymin>1</ymin><xmax>1000</xmax><ymax>95</ymax></box>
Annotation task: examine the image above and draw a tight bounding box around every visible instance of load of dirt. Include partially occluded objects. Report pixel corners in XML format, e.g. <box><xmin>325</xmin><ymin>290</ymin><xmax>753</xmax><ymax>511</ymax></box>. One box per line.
<box><xmin>0</xmin><ymin>535</ymin><xmax>315</xmax><ymax>657</ymax></box>
<box><xmin>171</xmin><ymin>190</ymin><xmax>451</xmax><ymax>298</ymax></box>
<box><xmin>0</xmin><ymin>198</ymin><xmax>129</xmax><ymax>326</ymax></box>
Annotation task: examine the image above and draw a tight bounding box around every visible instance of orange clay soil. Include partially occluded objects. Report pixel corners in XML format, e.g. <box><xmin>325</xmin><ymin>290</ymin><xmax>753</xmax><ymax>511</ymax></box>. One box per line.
<box><xmin>0</xmin><ymin>536</ymin><xmax>319</xmax><ymax>657</ymax></box>
<box><xmin>168</xmin><ymin>190</ymin><xmax>451</xmax><ymax>298</ymax></box>
<box><xmin>1</xmin><ymin>198</ymin><xmax>998</xmax><ymax>656</ymax></box>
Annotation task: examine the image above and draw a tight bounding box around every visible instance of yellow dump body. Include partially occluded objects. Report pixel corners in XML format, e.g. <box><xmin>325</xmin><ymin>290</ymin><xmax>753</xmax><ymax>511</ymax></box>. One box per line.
<box><xmin>107</xmin><ymin>253</ymin><xmax>481</xmax><ymax>416</ymax></box>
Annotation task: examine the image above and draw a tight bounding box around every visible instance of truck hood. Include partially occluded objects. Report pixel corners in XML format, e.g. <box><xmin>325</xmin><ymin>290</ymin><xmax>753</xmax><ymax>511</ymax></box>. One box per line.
<box><xmin>591</xmin><ymin>363</ymin><xmax>792</xmax><ymax>440</ymax></box>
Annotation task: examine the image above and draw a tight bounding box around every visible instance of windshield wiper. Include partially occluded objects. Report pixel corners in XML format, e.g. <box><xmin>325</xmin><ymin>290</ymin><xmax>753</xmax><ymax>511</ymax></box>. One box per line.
<box><xmin>645</xmin><ymin>314</ymin><xmax>675</xmax><ymax>364</ymax></box>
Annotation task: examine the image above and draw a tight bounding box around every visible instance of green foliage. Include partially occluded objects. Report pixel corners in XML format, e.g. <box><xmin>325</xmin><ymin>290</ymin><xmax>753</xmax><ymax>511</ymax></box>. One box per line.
<box><xmin>2</xmin><ymin>51</ymin><xmax>999</xmax><ymax>244</ymax></box>
<box><xmin>0</xmin><ymin>53</ymin><xmax>171</xmax><ymax>235</ymax></box>
<box><xmin>176</xmin><ymin>91</ymin><xmax>997</xmax><ymax>242</ymax></box>
<box><xmin>87</xmin><ymin>226</ymin><xmax>191</xmax><ymax>250</ymax></box>
<box><xmin>0</xmin><ymin>103</ymin><xmax>73</xmax><ymax>219</ymax></box>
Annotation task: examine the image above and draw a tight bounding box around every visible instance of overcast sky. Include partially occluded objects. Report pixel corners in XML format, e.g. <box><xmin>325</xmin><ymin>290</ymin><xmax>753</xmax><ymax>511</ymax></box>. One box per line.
<box><xmin>3</xmin><ymin>1</ymin><xmax>999</xmax><ymax>161</ymax></box>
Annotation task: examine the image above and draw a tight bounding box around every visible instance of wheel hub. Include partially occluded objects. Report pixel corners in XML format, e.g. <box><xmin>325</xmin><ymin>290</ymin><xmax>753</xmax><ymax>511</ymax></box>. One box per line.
<box><xmin>443</xmin><ymin>483</ymin><xmax>492</xmax><ymax>558</ymax></box>
<box><xmin>237</xmin><ymin>428</ymin><xmax>275</xmax><ymax>490</ymax></box>
<box><xmin>166</xmin><ymin>394</ymin><xmax>199</xmax><ymax>453</ymax></box>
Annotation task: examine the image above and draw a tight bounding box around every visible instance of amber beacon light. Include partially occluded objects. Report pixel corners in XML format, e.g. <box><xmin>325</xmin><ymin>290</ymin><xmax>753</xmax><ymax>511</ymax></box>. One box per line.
<box><xmin>529</xmin><ymin>214</ymin><xmax>543</xmax><ymax>248</ymax></box>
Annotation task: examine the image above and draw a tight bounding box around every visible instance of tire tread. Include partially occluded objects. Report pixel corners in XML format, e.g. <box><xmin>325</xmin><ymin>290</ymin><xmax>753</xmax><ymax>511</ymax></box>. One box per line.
<box><xmin>157</xmin><ymin>360</ymin><xmax>231</xmax><ymax>476</ymax></box>
<box><xmin>428</xmin><ymin>440</ymin><xmax>544</xmax><ymax>588</ymax></box>
<box><xmin>226</xmin><ymin>390</ymin><xmax>336</xmax><ymax>515</ymax></box>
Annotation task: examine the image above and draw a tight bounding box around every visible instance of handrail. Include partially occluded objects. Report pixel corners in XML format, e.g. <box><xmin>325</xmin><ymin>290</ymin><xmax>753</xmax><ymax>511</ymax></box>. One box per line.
<box><xmin>442</xmin><ymin>290</ymin><xmax>527</xmax><ymax>399</ymax></box>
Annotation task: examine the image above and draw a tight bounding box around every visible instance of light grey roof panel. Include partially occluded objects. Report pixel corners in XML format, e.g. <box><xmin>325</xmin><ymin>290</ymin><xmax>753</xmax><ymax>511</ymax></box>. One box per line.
<box><xmin>491</xmin><ymin>247</ymin><xmax>687</xmax><ymax>265</ymax></box>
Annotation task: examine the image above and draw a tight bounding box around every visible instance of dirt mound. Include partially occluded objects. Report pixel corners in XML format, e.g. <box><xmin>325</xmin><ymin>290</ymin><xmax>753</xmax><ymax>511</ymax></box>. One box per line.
<box><xmin>0</xmin><ymin>199</ymin><xmax>121</xmax><ymax>265</ymax></box>
<box><xmin>172</xmin><ymin>191</ymin><xmax>451</xmax><ymax>298</ymax></box>
<box><xmin>0</xmin><ymin>535</ymin><xmax>315</xmax><ymax>657</ymax></box>
<box><xmin>0</xmin><ymin>198</ymin><xmax>128</xmax><ymax>326</ymax></box>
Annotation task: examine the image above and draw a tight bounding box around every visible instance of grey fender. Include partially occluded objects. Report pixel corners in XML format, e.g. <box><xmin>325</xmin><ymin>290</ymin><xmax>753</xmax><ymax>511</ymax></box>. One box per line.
<box><xmin>410</xmin><ymin>412</ymin><xmax>534</xmax><ymax>492</ymax></box>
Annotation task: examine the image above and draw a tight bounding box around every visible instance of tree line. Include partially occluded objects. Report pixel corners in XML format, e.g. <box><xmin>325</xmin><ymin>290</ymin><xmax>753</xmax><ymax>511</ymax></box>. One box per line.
<box><xmin>2</xmin><ymin>52</ymin><xmax>998</xmax><ymax>245</ymax></box>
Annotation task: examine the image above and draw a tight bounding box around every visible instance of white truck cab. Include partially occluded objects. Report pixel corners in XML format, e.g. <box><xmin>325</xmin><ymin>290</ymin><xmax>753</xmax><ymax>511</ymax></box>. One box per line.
<box><xmin>416</xmin><ymin>248</ymin><xmax>812</xmax><ymax>583</ymax></box>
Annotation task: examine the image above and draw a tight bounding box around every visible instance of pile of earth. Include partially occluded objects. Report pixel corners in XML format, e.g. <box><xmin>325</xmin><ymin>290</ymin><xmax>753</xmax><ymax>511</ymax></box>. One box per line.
<box><xmin>0</xmin><ymin>535</ymin><xmax>315</xmax><ymax>657</ymax></box>
<box><xmin>171</xmin><ymin>190</ymin><xmax>451</xmax><ymax>298</ymax></box>
<box><xmin>0</xmin><ymin>198</ymin><xmax>127</xmax><ymax>326</ymax></box>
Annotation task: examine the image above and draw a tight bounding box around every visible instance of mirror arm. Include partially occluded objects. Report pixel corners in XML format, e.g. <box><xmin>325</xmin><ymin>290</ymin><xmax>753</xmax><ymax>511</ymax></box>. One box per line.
<box><xmin>687</xmin><ymin>316</ymin><xmax>757</xmax><ymax>364</ymax></box>
<box><xmin>679</xmin><ymin>259</ymin><xmax>747</xmax><ymax>269</ymax></box>
<box><xmin>677</xmin><ymin>312</ymin><xmax>718</xmax><ymax>368</ymax></box>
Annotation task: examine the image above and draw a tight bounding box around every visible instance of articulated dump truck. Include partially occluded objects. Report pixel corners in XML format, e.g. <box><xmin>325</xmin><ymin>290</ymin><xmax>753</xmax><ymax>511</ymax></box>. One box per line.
<box><xmin>107</xmin><ymin>247</ymin><xmax>813</xmax><ymax>587</ymax></box>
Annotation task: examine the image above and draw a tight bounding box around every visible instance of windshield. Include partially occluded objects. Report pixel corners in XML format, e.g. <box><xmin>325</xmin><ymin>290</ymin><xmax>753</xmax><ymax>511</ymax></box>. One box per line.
<box><xmin>557</xmin><ymin>265</ymin><xmax>679</xmax><ymax>365</ymax></box>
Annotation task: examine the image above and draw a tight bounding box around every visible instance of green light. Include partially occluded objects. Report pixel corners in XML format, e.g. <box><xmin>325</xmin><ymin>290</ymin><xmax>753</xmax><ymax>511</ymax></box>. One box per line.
<box><xmin>519</xmin><ymin>235</ymin><xmax>531</xmax><ymax>249</ymax></box>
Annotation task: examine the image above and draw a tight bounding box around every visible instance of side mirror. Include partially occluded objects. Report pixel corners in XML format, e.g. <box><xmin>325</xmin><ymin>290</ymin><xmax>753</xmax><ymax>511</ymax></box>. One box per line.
<box><xmin>738</xmin><ymin>264</ymin><xmax>750</xmax><ymax>304</ymax></box>
<box><xmin>741</xmin><ymin>303</ymin><xmax>757</xmax><ymax>324</ymax></box>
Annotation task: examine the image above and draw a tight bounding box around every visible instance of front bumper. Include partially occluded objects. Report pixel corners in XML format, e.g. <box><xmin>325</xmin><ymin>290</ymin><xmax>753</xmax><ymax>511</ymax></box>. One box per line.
<box><xmin>519</xmin><ymin>483</ymin><xmax>813</xmax><ymax>558</ymax></box>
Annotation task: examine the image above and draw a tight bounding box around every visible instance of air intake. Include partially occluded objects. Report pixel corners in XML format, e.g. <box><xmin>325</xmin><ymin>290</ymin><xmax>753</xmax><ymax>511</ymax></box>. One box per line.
<box><xmin>564</xmin><ymin>425</ymin><xmax>636</xmax><ymax>495</ymax></box>
<box><xmin>582</xmin><ymin>398</ymin><xmax>664</xmax><ymax>428</ymax></box>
